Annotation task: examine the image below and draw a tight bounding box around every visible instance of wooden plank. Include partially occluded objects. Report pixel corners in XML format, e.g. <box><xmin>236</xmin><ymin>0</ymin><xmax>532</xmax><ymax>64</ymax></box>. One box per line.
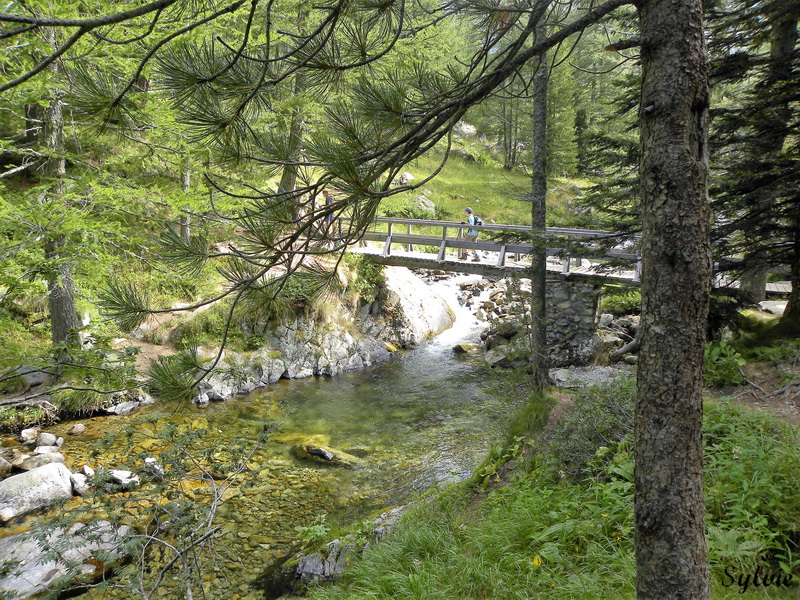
<box><xmin>497</xmin><ymin>245</ymin><xmax>506</xmax><ymax>267</ymax></box>
<box><xmin>437</xmin><ymin>240</ymin><xmax>447</xmax><ymax>262</ymax></box>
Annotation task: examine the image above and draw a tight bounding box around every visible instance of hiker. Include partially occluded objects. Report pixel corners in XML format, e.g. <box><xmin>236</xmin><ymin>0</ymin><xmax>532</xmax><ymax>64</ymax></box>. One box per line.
<box><xmin>459</xmin><ymin>207</ymin><xmax>481</xmax><ymax>261</ymax></box>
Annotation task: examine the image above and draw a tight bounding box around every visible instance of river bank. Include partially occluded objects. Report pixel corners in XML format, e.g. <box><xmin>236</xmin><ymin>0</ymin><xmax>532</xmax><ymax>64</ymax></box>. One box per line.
<box><xmin>0</xmin><ymin>271</ymin><xmax>526</xmax><ymax>599</ymax></box>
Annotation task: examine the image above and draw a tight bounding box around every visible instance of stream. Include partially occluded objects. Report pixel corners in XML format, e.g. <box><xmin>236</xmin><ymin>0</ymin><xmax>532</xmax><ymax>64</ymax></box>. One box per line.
<box><xmin>6</xmin><ymin>276</ymin><xmax>529</xmax><ymax>599</ymax></box>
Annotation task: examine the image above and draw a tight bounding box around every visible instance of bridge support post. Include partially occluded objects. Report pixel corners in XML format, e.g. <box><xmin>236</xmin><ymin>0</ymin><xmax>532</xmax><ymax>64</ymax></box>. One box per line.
<box><xmin>497</xmin><ymin>245</ymin><xmax>506</xmax><ymax>267</ymax></box>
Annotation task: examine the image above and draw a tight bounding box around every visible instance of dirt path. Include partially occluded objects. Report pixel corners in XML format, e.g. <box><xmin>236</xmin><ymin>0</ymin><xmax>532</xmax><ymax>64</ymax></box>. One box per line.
<box><xmin>718</xmin><ymin>360</ymin><xmax>800</xmax><ymax>426</ymax></box>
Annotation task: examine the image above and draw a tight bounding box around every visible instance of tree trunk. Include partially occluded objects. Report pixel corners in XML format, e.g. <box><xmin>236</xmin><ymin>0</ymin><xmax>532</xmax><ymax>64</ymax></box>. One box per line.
<box><xmin>277</xmin><ymin>8</ymin><xmax>309</xmax><ymax>196</ymax></box>
<box><xmin>635</xmin><ymin>0</ymin><xmax>711</xmax><ymax>598</ymax></box>
<box><xmin>781</xmin><ymin>212</ymin><xmax>800</xmax><ymax>332</ymax></box>
<box><xmin>180</xmin><ymin>153</ymin><xmax>191</xmax><ymax>242</ymax></box>
<box><xmin>40</xmin><ymin>55</ymin><xmax>80</xmax><ymax>354</ymax></box>
<box><xmin>740</xmin><ymin>266</ymin><xmax>767</xmax><ymax>304</ymax></box>
<box><xmin>528</xmin><ymin>24</ymin><xmax>549</xmax><ymax>391</ymax></box>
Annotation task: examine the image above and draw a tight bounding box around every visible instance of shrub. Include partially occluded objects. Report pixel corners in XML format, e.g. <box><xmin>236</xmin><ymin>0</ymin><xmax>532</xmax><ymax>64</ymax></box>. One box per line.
<box><xmin>704</xmin><ymin>341</ymin><xmax>746</xmax><ymax>387</ymax></box>
<box><xmin>342</xmin><ymin>254</ymin><xmax>385</xmax><ymax>303</ymax></box>
<box><xmin>600</xmin><ymin>289</ymin><xmax>641</xmax><ymax>316</ymax></box>
<box><xmin>703</xmin><ymin>399</ymin><xmax>800</xmax><ymax>577</ymax></box>
<box><xmin>545</xmin><ymin>377</ymin><xmax>635</xmax><ymax>480</ymax></box>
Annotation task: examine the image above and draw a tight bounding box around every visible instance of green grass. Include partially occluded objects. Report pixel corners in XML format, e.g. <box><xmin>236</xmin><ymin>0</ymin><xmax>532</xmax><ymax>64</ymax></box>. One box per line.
<box><xmin>379</xmin><ymin>151</ymin><xmax>593</xmax><ymax>227</ymax></box>
<box><xmin>308</xmin><ymin>385</ymin><xmax>800</xmax><ymax>600</ymax></box>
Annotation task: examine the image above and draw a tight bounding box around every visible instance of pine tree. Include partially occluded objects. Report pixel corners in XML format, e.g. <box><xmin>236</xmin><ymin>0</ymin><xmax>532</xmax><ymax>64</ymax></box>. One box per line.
<box><xmin>708</xmin><ymin>0</ymin><xmax>799</xmax><ymax>325</ymax></box>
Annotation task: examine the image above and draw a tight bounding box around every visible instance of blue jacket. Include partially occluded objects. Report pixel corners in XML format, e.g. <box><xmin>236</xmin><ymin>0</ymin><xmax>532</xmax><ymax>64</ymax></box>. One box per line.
<box><xmin>467</xmin><ymin>215</ymin><xmax>479</xmax><ymax>236</ymax></box>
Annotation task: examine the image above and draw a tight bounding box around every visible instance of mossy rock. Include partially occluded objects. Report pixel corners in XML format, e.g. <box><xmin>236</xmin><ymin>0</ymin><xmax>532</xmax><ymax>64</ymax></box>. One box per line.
<box><xmin>291</xmin><ymin>444</ymin><xmax>362</xmax><ymax>469</ymax></box>
<box><xmin>452</xmin><ymin>343</ymin><xmax>478</xmax><ymax>354</ymax></box>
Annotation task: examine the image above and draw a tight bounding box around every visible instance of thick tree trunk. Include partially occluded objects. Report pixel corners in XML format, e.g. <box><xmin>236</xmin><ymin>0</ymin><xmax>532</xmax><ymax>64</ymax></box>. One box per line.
<box><xmin>635</xmin><ymin>0</ymin><xmax>711</xmax><ymax>597</ymax></box>
<box><xmin>528</xmin><ymin>25</ymin><xmax>549</xmax><ymax>391</ymax></box>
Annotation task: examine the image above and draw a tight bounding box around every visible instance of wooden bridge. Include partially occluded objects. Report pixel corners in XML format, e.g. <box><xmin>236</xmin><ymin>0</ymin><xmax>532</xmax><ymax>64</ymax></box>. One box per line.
<box><xmin>348</xmin><ymin>217</ymin><xmax>641</xmax><ymax>284</ymax></box>
<box><xmin>346</xmin><ymin>217</ymin><xmax>791</xmax><ymax>295</ymax></box>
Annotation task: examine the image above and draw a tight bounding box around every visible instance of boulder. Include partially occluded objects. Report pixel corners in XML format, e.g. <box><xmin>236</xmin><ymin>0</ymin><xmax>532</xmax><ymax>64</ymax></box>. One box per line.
<box><xmin>0</xmin><ymin>456</ymin><xmax>11</xmax><ymax>479</ymax></box>
<box><xmin>33</xmin><ymin>445</ymin><xmax>61</xmax><ymax>455</ymax></box>
<box><xmin>70</xmin><ymin>472</ymin><xmax>91</xmax><ymax>496</ymax></box>
<box><xmin>291</xmin><ymin>444</ymin><xmax>362</xmax><ymax>469</ymax></box>
<box><xmin>19</xmin><ymin>453</ymin><xmax>66</xmax><ymax>470</ymax></box>
<box><xmin>69</xmin><ymin>423</ymin><xmax>87</xmax><ymax>435</ymax></box>
<box><xmin>19</xmin><ymin>428</ymin><xmax>39</xmax><ymax>444</ymax></box>
<box><xmin>143</xmin><ymin>457</ymin><xmax>165</xmax><ymax>480</ymax></box>
<box><xmin>36</xmin><ymin>432</ymin><xmax>57</xmax><ymax>447</ymax></box>
<box><xmin>107</xmin><ymin>469</ymin><xmax>140</xmax><ymax>489</ymax></box>
<box><xmin>759</xmin><ymin>300</ymin><xmax>787</xmax><ymax>316</ymax></box>
<box><xmin>0</xmin><ymin>520</ymin><xmax>130</xmax><ymax>599</ymax></box>
<box><xmin>452</xmin><ymin>343</ymin><xmax>477</xmax><ymax>354</ymax></box>
<box><xmin>9</xmin><ymin>451</ymin><xmax>28</xmax><ymax>468</ymax></box>
<box><xmin>411</xmin><ymin>195</ymin><xmax>436</xmax><ymax>217</ymax></box>
<box><xmin>18</xmin><ymin>366</ymin><xmax>53</xmax><ymax>390</ymax></box>
<box><xmin>0</xmin><ymin>463</ymin><xmax>73</xmax><ymax>523</ymax></box>
<box><xmin>106</xmin><ymin>401</ymin><xmax>139</xmax><ymax>416</ymax></box>
<box><xmin>374</xmin><ymin>267</ymin><xmax>455</xmax><ymax>347</ymax></box>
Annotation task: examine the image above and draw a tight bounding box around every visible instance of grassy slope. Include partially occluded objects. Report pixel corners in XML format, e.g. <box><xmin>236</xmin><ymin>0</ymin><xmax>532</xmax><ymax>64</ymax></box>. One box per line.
<box><xmin>308</xmin><ymin>384</ymin><xmax>800</xmax><ymax>600</ymax></box>
<box><xmin>378</xmin><ymin>150</ymin><xmax>590</xmax><ymax>226</ymax></box>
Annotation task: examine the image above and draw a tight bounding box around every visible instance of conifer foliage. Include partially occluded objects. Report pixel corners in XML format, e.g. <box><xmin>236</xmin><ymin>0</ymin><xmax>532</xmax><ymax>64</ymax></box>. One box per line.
<box><xmin>708</xmin><ymin>0</ymin><xmax>800</xmax><ymax>326</ymax></box>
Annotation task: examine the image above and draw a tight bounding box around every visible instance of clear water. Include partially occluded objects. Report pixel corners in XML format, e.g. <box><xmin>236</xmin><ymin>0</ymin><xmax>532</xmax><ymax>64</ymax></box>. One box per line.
<box><xmin>12</xmin><ymin>276</ymin><xmax>525</xmax><ymax>598</ymax></box>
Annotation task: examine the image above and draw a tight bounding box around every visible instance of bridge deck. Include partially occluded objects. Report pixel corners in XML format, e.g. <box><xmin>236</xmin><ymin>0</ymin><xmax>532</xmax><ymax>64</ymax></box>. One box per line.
<box><xmin>349</xmin><ymin>244</ymin><xmax>639</xmax><ymax>284</ymax></box>
<box><xmin>346</xmin><ymin>218</ymin><xmax>790</xmax><ymax>295</ymax></box>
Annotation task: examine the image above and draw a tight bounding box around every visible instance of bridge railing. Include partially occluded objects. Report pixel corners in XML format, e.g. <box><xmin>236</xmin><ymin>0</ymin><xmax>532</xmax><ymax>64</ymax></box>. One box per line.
<box><xmin>356</xmin><ymin>217</ymin><xmax>642</xmax><ymax>280</ymax></box>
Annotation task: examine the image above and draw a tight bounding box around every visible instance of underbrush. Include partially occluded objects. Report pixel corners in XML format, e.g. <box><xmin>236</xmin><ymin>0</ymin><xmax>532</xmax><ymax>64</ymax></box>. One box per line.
<box><xmin>309</xmin><ymin>381</ymin><xmax>800</xmax><ymax>600</ymax></box>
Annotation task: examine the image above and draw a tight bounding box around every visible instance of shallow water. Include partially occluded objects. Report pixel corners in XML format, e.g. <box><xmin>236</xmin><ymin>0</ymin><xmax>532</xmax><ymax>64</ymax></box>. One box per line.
<box><xmin>10</xmin><ymin>276</ymin><xmax>527</xmax><ymax>599</ymax></box>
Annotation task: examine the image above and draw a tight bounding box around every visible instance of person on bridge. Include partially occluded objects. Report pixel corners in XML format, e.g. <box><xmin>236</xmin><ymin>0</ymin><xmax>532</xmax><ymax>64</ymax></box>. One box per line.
<box><xmin>459</xmin><ymin>207</ymin><xmax>481</xmax><ymax>261</ymax></box>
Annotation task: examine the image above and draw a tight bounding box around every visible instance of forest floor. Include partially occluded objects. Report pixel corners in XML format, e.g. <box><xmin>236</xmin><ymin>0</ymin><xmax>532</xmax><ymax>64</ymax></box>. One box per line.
<box><xmin>720</xmin><ymin>360</ymin><xmax>800</xmax><ymax>426</ymax></box>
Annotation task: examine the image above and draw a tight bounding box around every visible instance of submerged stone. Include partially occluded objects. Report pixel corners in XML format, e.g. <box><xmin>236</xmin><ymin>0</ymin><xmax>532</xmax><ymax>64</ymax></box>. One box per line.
<box><xmin>290</xmin><ymin>444</ymin><xmax>362</xmax><ymax>469</ymax></box>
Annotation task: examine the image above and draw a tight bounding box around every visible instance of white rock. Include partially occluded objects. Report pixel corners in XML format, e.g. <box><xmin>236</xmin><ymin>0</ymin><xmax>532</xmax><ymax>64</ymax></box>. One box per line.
<box><xmin>108</xmin><ymin>469</ymin><xmax>140</xmax><ymax>488</ymax></box>
<box><xmin>56</xmin><ymin>436</ymin><xmax>64</xmax><ymax>448</ymax></box>
<box><xmin>106</xmin><ymin>401</ymin><xmax>139</xmax><ymax>415</ymax></box>
<box><xmin>19</xmin><ymin>453</ymin><xmax>66</xmax><ymax>470</ymax></box>
<box><xmin>144</xmin><ymin>457</ymin><xmax>164</xmax><ymax>479</ymax></box>
<box><xmin>36</xmin><ymin>432</ymin><xmax>57</xmax><ymax>447</ymax></box>
<box><xmin>33</xmin><ymin>446</ymin><xmax>61</xmax><ymax>455</ymax></box>
<box><xmin>19</xmin><ymin>427</ymin><xmax>39</xmax><ymax>444</ymax></box>
<box><xmin>0</xmin><ymin>520</ymin><xmax>130</xmax><ymax>598</ymax></box>
<box><xmin>80</xmin><ymin>465</ymin><xmax>95</xmax><ymax>478</ymax></box>
<box><xmin>137</xmin><ymin>391</ymin><xmax>156</xmax><ymax>405</ymax></box>
<box><xmin>69</xmin><ymin>423</ymin><xmax>87</xmax><ymax>435</ymax></box>
<box><xmin>0</xmin><ymin>463</ymin><xmax>74</xmax><ymax>523</ymax></box>
<box><xmin>759</xmin><ymin>300</ymin><xmax>787</xmax><ymax>315</ymax></box>
<box><xmin>70</xmin><ymin>472</ymin><xmax>91</xmax><ymax>496</ymax></box>
<box><xmin>193</xmin><ymin>393</ymin><xmax>210</xmax><ymax>406</ymax></box>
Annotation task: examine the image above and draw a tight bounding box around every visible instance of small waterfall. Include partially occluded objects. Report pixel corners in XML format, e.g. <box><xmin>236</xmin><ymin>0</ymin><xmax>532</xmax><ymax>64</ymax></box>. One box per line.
<box><xmin>424</xmin><ymin>274</ymin><xmax>488</xmax><ymax>349</ymax></box>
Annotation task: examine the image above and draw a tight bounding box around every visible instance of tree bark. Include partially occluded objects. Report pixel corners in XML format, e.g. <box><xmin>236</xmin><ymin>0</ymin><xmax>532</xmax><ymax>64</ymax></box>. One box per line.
<box><xmin>40</xmin><ymin>48</ymin><xmax>80</xmax><ymax>354</ymax></box>
<box><xmin>528</xmin><ymin>23</ymin><xmax>550</xmax><ymax>391</ymax></box>
<box><xmin>635</xmin><ymin>0</ymin><xmax>711</xmax><ymax>597</ymax></box>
